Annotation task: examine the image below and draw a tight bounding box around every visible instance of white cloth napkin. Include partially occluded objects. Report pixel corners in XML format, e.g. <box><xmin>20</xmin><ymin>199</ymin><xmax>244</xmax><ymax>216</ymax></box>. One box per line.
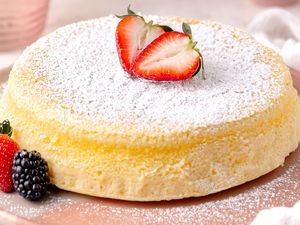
<box><xmin>251</xmin><ymin>201</ymin><xmax>300</xmax><ymax>225</ymax></box>
<box><xmin>248</xmin><ymin>8</ymin><xmax>300</xmax><ymax>71</ymax></box>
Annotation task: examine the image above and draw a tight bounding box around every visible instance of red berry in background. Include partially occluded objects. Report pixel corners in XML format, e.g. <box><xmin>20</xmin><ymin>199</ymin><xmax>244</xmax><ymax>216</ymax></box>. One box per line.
<box><xmin>0</xmin><ymin>120</ymin><xmax>20</xmax><ymax>193</ymax></box>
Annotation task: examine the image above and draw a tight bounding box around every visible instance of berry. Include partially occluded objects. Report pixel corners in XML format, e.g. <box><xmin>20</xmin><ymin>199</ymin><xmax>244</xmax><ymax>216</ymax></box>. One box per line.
<box><xmin>12</xmin><ymin>149</ymin><xmax>50</xmax><ymax>200</ymax></box>
<box><xmin>0</xmin><ymin>120</ymin><xmax>19</xmax><ymax>193</ymax></box>
<box><xmin>116</xmin><ymin>5</ymin><xmax>172</xmax><ymax>74</ymax></box>
<box><xmin>132</xmin><ymin>23</ymin><xmax>204</xmax><ymax>81</ymax></box>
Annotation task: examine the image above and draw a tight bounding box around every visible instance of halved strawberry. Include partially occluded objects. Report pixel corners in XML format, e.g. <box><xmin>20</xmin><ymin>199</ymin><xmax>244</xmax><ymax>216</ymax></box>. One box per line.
<box><xmin>116</xmin><ymin>6</ymin><xmax>172</xmax><ymax>74</ymax></box>
<box><xmin>132</xmin><ymin>23</ymin><xmax>204</xmax><ymax>81</ymax></box>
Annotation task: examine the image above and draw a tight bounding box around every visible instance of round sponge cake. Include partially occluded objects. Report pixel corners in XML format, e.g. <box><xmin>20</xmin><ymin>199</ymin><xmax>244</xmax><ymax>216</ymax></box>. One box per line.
<box><xmin>1</xmin><ymin>15</ymin><xmax>300</xmax><ymax>201</ymax></box>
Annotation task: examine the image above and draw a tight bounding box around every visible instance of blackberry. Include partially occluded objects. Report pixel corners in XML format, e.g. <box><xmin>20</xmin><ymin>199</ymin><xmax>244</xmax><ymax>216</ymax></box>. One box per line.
<box><xmin>12</xmin><ymin>149</ymin><xmax>50</xmax><ymax>200</ymax></box>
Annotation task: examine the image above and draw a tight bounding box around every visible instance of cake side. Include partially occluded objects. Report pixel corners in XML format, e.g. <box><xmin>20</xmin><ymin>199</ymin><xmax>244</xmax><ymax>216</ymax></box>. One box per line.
<box><xmin>1</xmin><ymin>82</ymin><xmax>299</xmax><ymax>200</ymax></box>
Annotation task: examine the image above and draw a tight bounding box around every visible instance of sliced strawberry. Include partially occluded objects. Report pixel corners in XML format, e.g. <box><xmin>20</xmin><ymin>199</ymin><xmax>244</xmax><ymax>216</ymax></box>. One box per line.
<box><xmin>132</xmin><ymin>24</ymin><xmax>204</xmax><ymax>81</ymax></box>
<box><xmin>115</xmin><ymin>6</ymin><xmax>172</xmax><ymax>74</ymax></box>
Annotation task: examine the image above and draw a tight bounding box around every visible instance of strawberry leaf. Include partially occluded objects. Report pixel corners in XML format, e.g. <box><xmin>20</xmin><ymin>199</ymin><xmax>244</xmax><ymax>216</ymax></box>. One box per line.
<box><xmin>116</xmin><ymin>5</ymin><xmax>173</xmax><ymax>33</ymax></box>
<box><xmin>182</xmin><ymin>22</ymin><xmax>192</xmax><ymax>39</ymax></box>
<box><xmin>115</xmin><ymin>14</ymin><xmax>128</xmax><ymax>19</ymax></box>
<box><xmin>0</xmin><ymin>119</ymin><xmax>13</xmax><ymax>137</ymax></box>
<box><xmin>116</xmin><ymin>5</ymin><xmax>138</xmax><ymax>19</ymax></box>
<box><xmin>192</xmin><ymin>49</ymin><xmax>205</xmax><ymax>79</ymax></box>
<box><xmin>127</xmin><ymin>4</ymin><xmax>136</xmax><ymax>15</ymax></box>
<box><xmin>160</xmin><ymin>25</ymin><xmax>173</xmax><ymax>32</ymax></box>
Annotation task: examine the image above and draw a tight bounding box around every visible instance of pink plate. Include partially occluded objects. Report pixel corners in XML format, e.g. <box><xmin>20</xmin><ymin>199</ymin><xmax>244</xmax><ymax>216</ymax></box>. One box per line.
<box><xmin>0</xmin><ymin>69</ymin><xmax>300</xmax><ymax>225</ymax></box>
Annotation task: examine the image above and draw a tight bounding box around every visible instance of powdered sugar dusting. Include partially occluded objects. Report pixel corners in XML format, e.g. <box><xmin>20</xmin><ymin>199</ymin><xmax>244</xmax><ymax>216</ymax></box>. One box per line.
<box><xmin>14</xmin><ymin>15</ymin><xmax>283</xmax><ymax>131</ymax></box>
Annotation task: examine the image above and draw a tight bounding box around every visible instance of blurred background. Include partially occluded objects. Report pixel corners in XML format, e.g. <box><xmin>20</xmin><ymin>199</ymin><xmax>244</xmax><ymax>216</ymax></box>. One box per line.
<box><xmin>0</xmin><ymin>0</ymin><xmax>300</xmax><ymax>71</ymax></box>
<box><xmin>46</xmin><ymin>0</ymin><xmax>300</xmax><ymax>31</ymax></box>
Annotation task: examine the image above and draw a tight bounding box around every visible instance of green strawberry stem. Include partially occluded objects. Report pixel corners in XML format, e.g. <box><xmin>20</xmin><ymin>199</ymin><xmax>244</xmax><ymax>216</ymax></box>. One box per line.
<box><xmin>200</xmin><ymin>53</ymin><xmax>205</xmax><ymax>80</ymax></box>
<box><xmin>196</xmin><ymin>50</ymin><xmax>205</xmax><ymax>80</ymax></box>
<box><xmin>126</xmin><ymin>4</ymin><xmax>136</xmax><ymax>15</ymax></box>
<box><xmin>183</xmin><ymin>22</ymin><xmax>205</xmax><ymax>80</ymax></box>
<box><xmin>115</xmin><ymin>5</ymin><xmax>137</xmax><ymax>19</ymax></box>
<box><xmin>182</xmin><ymin>22</ymin><xmax>192</xmax><ymax>39</ymax></box>
<box><xmin>115</xmin><ymin>5</ymin><xmax>173</xmax><ymax>32</ymax></box>
<box><xmin>0</xmin><ymin>119</ymin><xmax>13</xmax><ymax>137</ymax></box>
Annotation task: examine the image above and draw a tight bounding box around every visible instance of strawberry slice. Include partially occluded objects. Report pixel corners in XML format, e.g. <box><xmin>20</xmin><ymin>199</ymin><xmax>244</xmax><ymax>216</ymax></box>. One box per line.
<box><xmin>116</xmin><ymin>6</ymin><xmax>172</xmax><ymax>74</ymax></box>
<box><xmin>132</xmin><ymin>23</ymin><xmax>204</xmax><ymax>81</ymax></box>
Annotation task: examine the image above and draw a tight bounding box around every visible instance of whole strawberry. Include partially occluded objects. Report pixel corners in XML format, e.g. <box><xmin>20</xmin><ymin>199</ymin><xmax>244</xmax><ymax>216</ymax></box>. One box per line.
<box><xmin>0</xmin><ymin>120</ymin><xmax>20</xmax><ymax>192</ymax></box>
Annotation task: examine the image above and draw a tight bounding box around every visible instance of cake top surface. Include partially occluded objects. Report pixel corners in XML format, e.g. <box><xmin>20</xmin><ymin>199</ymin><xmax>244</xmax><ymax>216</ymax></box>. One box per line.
<box><xmin>14</xmin><ymin>15</ymin><xmax>286</xmax><ymax>132</ymax></box>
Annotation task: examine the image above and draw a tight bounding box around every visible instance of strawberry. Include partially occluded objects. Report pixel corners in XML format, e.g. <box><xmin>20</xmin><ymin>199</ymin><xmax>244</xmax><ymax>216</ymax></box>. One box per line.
<box><xmin>132</xmin><ymin>23</ymin><xmax>204</xmax><ymax>81</ymax></box>
<box><xmin>0</xmin><ymin>120</ymin><xmax>20</xmax><ymax>193</ymax></box>
<box><xmin>116</xmin><ymin>5</ymin><xmax>172</xmax><ymax>74</ymax></box>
